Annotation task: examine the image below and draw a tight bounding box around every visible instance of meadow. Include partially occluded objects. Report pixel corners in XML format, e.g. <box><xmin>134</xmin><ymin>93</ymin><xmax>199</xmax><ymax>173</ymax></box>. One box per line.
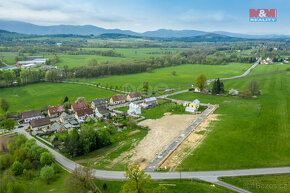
<box><xmin>220</xmin><ymin>174</ymin><xmax>290</xmax><ymax>193</ymax></box>
<box><xmin>46</xmin><ymin>47</ymin><xmax>188</xmax><ymax>68</ymax></box>
<box><xmin>73</xmin><ymin>129</ymin><xmax>148</xmax><ymax>171</ymax></box>
<box><xmin>170</xmin><ymin>71</ymin><xmax>290</xmax><ymax>171</ymax></box>
<box><xmin>248</xmin><ymin>63</ymin><xmax>289</xmax><ymax>75</ymax></box>
<box><xmin>78</xmin><ymin>63</ymin><xmax>252</xmax><ymax>91</ymax></box>
<box><xmin>0</xmin><ymin>82</ymin><xmax>117</xmax><ymax>115</ymax></box>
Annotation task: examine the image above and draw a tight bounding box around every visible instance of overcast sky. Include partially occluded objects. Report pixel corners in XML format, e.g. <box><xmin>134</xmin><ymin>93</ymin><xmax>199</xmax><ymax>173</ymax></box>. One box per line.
<box><xmin>0</xmin><ymin>0</ymin><xmax>289</xmax><ymax>34</ymax></box>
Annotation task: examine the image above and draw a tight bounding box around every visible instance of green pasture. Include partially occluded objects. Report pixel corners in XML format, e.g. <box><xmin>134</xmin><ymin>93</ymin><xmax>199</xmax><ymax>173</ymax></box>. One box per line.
<box><xmin>79</xmin><ymin>63</ymin><xmax>252</xmax><ymax>91</ymax></box>
<box><xmin>0</xmin><ymin>82</ymin><xmax>117</xmax><ymax>115</ymax></box>
<box><xmin>170</xmin><ymin>71</ymin><xmax>290</xmax><ymax>171</ymax></box>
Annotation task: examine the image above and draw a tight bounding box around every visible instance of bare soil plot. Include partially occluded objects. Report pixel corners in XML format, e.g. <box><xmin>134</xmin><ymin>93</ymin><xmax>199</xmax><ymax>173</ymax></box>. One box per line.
<box><xmin>129</xmin><ymin>113</ymin><xmax>200</xmax><ymax>170</ymax></box>
<box><xmin>160</xmin><ymin>114</ymin><xmax>219</xmax><ymax>171</ymax></box>
<box><xmin>0</xmin><ymin>134</ymin><xmax>15</xmax><ymax>152</ymax></box>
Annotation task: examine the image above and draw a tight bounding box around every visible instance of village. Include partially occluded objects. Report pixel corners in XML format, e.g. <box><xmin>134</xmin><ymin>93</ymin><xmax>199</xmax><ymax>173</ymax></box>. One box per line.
<box><xmin>17</xmin><ymin>91</ymin><xmax>201</xmax><ymax>138</ymax></box>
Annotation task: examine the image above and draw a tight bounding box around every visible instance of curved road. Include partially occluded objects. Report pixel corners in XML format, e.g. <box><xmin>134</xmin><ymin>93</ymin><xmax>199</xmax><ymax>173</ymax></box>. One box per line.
<box><xmin>14</xmin><ymin>57</ymin><xmax>290</xmax><ymax>193</ymax></box>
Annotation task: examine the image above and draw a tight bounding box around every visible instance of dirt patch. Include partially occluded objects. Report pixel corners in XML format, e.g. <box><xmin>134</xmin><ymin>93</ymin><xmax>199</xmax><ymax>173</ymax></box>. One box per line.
<box><xmin>129</xmin><ymin>113</ymin><xmax>200</xmax><ymax>170</ymax></box>
<box><xmin>160</xmin><ymin>114</ymin><xmax>219</xmax><ymax>171</ymax></box>
<box><xmin>129</xmin><ymin>129</ymin><xmax>140</xmax><ymax>135</ymax></box>
<box><xmin>0</xmin><ymin>134</ymin><xmax>15</xmax><ymax>152</ymax></box>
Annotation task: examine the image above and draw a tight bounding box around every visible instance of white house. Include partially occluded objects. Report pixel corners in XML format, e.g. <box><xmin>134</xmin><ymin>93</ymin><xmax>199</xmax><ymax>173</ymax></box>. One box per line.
<box><xmin>229</xmin><ymin>89</ymin><xmax>239</xmax><ymax>96</ymax></box>
<box><xmin>140</xmin><ymin>97</ymin><xmax>157</xmax><ymax>109</ymax></box>
<box><xmin>22</xmin><ymin>110</ymin><xmax>43</xmax><ymax>123</ymax></box>
<box><xmin>185</xmin><ymin>99</ymin><xmax>200</xmax><ymax>113</ymax></box>
<box><xmin>127</xmin><ymin>103</ymin><xmax>141</xmax><ymax>115</ymax></box>
<box><xmin>95</xmin><ymin>106</ymin><xmax>110</xmax><ymax>119</ymax></box>
<box><xmin>75</xmin><ymin>108</ymin><xmax>94</xmax><ymax>123</ymax></box>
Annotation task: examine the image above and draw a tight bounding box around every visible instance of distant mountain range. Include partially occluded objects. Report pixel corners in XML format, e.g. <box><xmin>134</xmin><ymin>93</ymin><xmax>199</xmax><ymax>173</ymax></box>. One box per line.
<box><xmin>0</xmin><ymin>20</ymin><xmax>289</xmax><ymax>40</ymax></box>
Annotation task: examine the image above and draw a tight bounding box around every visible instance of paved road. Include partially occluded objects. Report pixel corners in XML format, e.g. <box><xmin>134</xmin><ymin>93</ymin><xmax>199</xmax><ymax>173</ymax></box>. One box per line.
<box><xmin>207</xmin><ymin>57</ymin><xmax>261</xmax><ymax>85</ymax></box>
<box><xmin>14</xmin><ymin>57</ymin><xmax>290</xmax><ymax>193</ymax></box>
<box><xmin>13</xmin><ymin>127</ymin><xmax>290</xmax><ymax>192</ymax></box>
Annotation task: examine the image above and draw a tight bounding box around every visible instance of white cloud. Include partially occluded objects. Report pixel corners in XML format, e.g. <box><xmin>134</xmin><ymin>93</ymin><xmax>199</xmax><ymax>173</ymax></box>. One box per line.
<box><xmin>179</xmin><ymin>9</ymin><xmax>227</xmax><ymax>23</ymax></box>
<box><xmin>0</xmin><ymin>0</ymin><xmax>129</xmax><ymax>26</ymax></box>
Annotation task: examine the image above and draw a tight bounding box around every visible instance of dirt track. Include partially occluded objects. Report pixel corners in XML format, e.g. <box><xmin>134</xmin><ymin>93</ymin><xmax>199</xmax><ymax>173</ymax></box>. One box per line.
<box><xmin>130</xmin><ymin>113</ymin><xmax>200</xmax><ymax>170</ymax></box>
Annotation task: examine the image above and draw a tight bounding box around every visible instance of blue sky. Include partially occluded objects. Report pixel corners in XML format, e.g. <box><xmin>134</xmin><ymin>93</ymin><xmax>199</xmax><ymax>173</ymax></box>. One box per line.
<box><xmin>0</xmin><ymin>0</ymin><xmax>289</xmax><ymax>34</ymax></box>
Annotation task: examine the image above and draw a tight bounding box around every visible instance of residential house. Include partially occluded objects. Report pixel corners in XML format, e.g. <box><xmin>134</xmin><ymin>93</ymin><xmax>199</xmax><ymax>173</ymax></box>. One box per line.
<box><xmin>126</xmin><ymin>92</ymin><xmax>142</xmax><ymax>102</ymax></box>
<box><xmin>60</xmin><ymin>112</ymin><xmax>75</xmax><ymax>123</ymax></box>
<box><xmin>71</xmin><ymin>101</ymin><xmax>88</xmax><ymax>112</ymax></box>
<box><xmin>185</xmin><ymin>99</ymin><xmax>200</xmax><ymax>113</ymax></box>
<box><xmin>75</xmin><ymin>108</ymin><xmax>94</xmax><ymax>123</ymax></box>
<box><xmin>127</xmin><ymin>103</ymin><xmax>141</xmax><ymax>115</ymax></box>
<box><xmin>30</xmin><ymin>117</ymin><xmax>51</xmax><ymax>132</ymax></box>
<box><xmin>47</xmin><ymin>122</ymin><xmax>64</xmax><ymax>133</ymax></box>
<box><xmin>229</xmin><ymin>89</ymin><xmax>239</xmax><ymax>96</ymax></box>
<box><xmin>91</xmin><ymin>98</ymin><xmax>108</xmax><ymax>109</ymax></box>
<box><xmin>110</xmin><ymin>95</ymin><xmax>126</xmax><ymax>105</ymax></box>
<box><xmin>22</xmin><ymin>110</ymin><xmax>43</xmax><ymax>123</ymax></box>
<box><xmin>95</xmin><ymin>106</ymin><xmax>110</xmax><ymax>119</ymax></box>
<box><xmin>48</xmin><ymin>105</ymin><xmax>65</xmax><ymax>117</ymax></box>
<box><xmin>140</xmin><ymin>97</ymin><xmax>157</xmax><ymax>109</ymax></box>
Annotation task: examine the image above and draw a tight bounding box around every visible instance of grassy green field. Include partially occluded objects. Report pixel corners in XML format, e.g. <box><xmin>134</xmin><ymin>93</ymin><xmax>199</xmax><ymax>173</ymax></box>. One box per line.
<box><xmin>95</xmin><ymin>179</ymin><xmax>232</xmax><ymax>193</ymax></box>
<box><xmin>0</xmin><ymin>82</ymin><xmax>117</xmax><ymax>115</ymax></box>
<box><xmin>249</xmin><ymin>63</ymin><xmax>289</xmax><ymax>75</ymax></box>
<box><xmin>0</xmin><ymin>52</ymin><xmax>19</xmax><ymax>65</ymax></box>
<box><xmin>170</xmin><ymin>71</ymin><xmax>290</xmax><ymax>171</ymax></box>
<box><xmin>220</xmin><ymin>174</ymin><xmax>290</xmax><ymax>193</ymax></box>
<box><xmin>78</xmin><ymin>63</ymin><xmax>252</xmax><ymax>91</ymax></box>
<box><xmin>73</xmin><ymin>129</ymin><xmax>148</xmax><ymax>171</ymax></box>
<box><xmin>46</xmin><ymin>48</ymin><xmax>188</xmax><ymax>68</ymax></box>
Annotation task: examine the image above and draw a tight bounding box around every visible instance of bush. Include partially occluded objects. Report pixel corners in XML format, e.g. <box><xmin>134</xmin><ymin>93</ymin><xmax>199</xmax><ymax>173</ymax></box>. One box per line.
<box><xmin>23</xmin><ymin>169</ymin><xmax>34</xmax><ymax>179</ymax></box>
<box><xmin>40</xmin><ymin>166</ymin><xmax>54</xmax><ymax>184</ymax></box>
<box><xmin>11</xmin><ymin>161</ymin><xmax>24</xmax><ymax>176</ymax></box>
<box><xmin>40</xmin><ymin>152</ymin><xmax>54</xmax><ymax>166</ymax></box>
<box><xmin>51</xmin><ymin>163</ymin><xmax>62</xmax><ymax>174</ymax></box>
<box><xmin>0</xmin><ymin>154</ymin><xmax>14</xmax><ymax>170</ymax></box>
<box><xmin>23</xmin><ymin>159</ymin><xmax>32</xmax><ymax>169</ymax></box>
<box><xmin>31</xmin><ymin>160</ymin><xmax>40</xmax><ymax>169</ymax></box>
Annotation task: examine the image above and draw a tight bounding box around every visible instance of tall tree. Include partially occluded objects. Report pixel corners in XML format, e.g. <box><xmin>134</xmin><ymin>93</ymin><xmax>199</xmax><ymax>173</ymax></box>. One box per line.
<box><xmin>0</xmin><ymin>98</ymin><xmax>9</xmax><ymax>113</ymax></box>
<box><xmin>143</xmin><ymin>82</ymin><xmax>149</xmax><ymax>94</ymax></box>
<box><xmin>195</xmin><ymin>74</ymin><xmax>207</xmax><ymax>91</ymax></box>
<box><xmin>248</xmin><ymin>80</ymin><xmax>260</xmax><ymax>95</ymax></box>
<box><xmin>121</xmin><ymin>162</ymin><xmax>151</xmax><ymax>193</ymax></box>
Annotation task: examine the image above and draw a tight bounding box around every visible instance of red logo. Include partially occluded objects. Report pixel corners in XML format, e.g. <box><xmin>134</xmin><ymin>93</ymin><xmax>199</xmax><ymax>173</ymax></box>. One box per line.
<box><xmin>249</xmin><ymin>9</ymin><xmax>277</xmax><ymax>18</ymax></box>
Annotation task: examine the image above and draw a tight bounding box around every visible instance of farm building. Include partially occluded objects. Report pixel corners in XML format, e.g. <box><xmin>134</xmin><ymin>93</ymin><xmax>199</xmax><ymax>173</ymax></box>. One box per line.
<box><xmin>126</xmin><ymin>92</ymin><xmax>142</xmax><ymax>102</ymax></box>
<box><xmin>184</xmin><ymin>99</ymin><xmax>200</xmax><ymax>113</ymax></box>
<box><xmin>95</xmin><ymin>106</ymin><xmax>110</xmax><ymax>119</ymax></box>
<box><xmin>75</xmin><ymin>108</ymin><xmax>94</xmax><ymax>123</ymax></box>
<box><xmin>22</xmin><ymin>110</ymin><xmax>43</xmax><ymax>123</ymax></box>
<box><xmin>48</xmin><ymin>105</ymin><xmax>65</xmax><ymax>117</ymax></box>
<box><xmin>127</xmin><ymin>103</ymin><xmax>141</xmax><ymax>115</ymax></box>
<box><xmin>229</xmin><ymin>89</ymin><xmax>239</xmax><ymax>96</ymax></box>
<box><xmin>91</xmin><ymin>98</ymin><xmax>108</xmax><ymax>109</ymax></box>
<box><xmin>71</xmin><ymin>101</ymin><xmax>88</xmax><ymax>112</ymax></box>
<box><xmin>110</xmin><ymin>95</ymin><xmax>126</xmax><ymax>105</ymax></box>
<box><xmin>140</xmin><ymin>97</ymin><xmax>157</xmax><ymax>109</ymax></box>
<box><xmin>30</xmin><ymin>117</ymin><xmax>51</xmax><ymax>132</ymax></box>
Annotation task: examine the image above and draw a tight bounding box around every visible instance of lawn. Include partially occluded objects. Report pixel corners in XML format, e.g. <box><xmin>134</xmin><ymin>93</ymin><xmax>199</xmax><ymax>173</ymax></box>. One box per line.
<box><xmin>73</xmin><ymin>129</ymin><xmax>148</xmax><ymax>171</ymax></box>
<box><xmin>248</xmin><ymin>63</ymin><xmax>289</xmax><ymax>75</ymax></box>
<box><xmin>220</xmin><ymin>174</ymin><xmax>290</xmax><ymax>193</ymax></box>
<box><xmin>95</xmin><ymin>179</ymin><xmax>232</xmax><ymax>193</ymax></box>
<box><xmin>170</xmin><ymin>71</ymin><xmax>290</xmax><ymax>171</ymax></box>
<box><xmin>78</xmin><ymin>63</ymin><xmax>252</xmax><ymax>91</ymax></box>
<box><xmin>0</xmin><ymin>82</ymin><xmax>117</xmax><ymax>115</ymax></box>
<box><xmin>46</xmin><ymin>48</ymin><xmax>188</xmax><ymax>68</ymax></box>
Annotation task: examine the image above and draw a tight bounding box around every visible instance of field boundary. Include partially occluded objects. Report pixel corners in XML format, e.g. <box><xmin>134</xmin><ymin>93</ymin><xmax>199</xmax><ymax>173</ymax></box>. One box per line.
<box><xmin>145</xmin><ymin>102</ymin><xmax>218</xmax><ymax>172</ymax></box>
